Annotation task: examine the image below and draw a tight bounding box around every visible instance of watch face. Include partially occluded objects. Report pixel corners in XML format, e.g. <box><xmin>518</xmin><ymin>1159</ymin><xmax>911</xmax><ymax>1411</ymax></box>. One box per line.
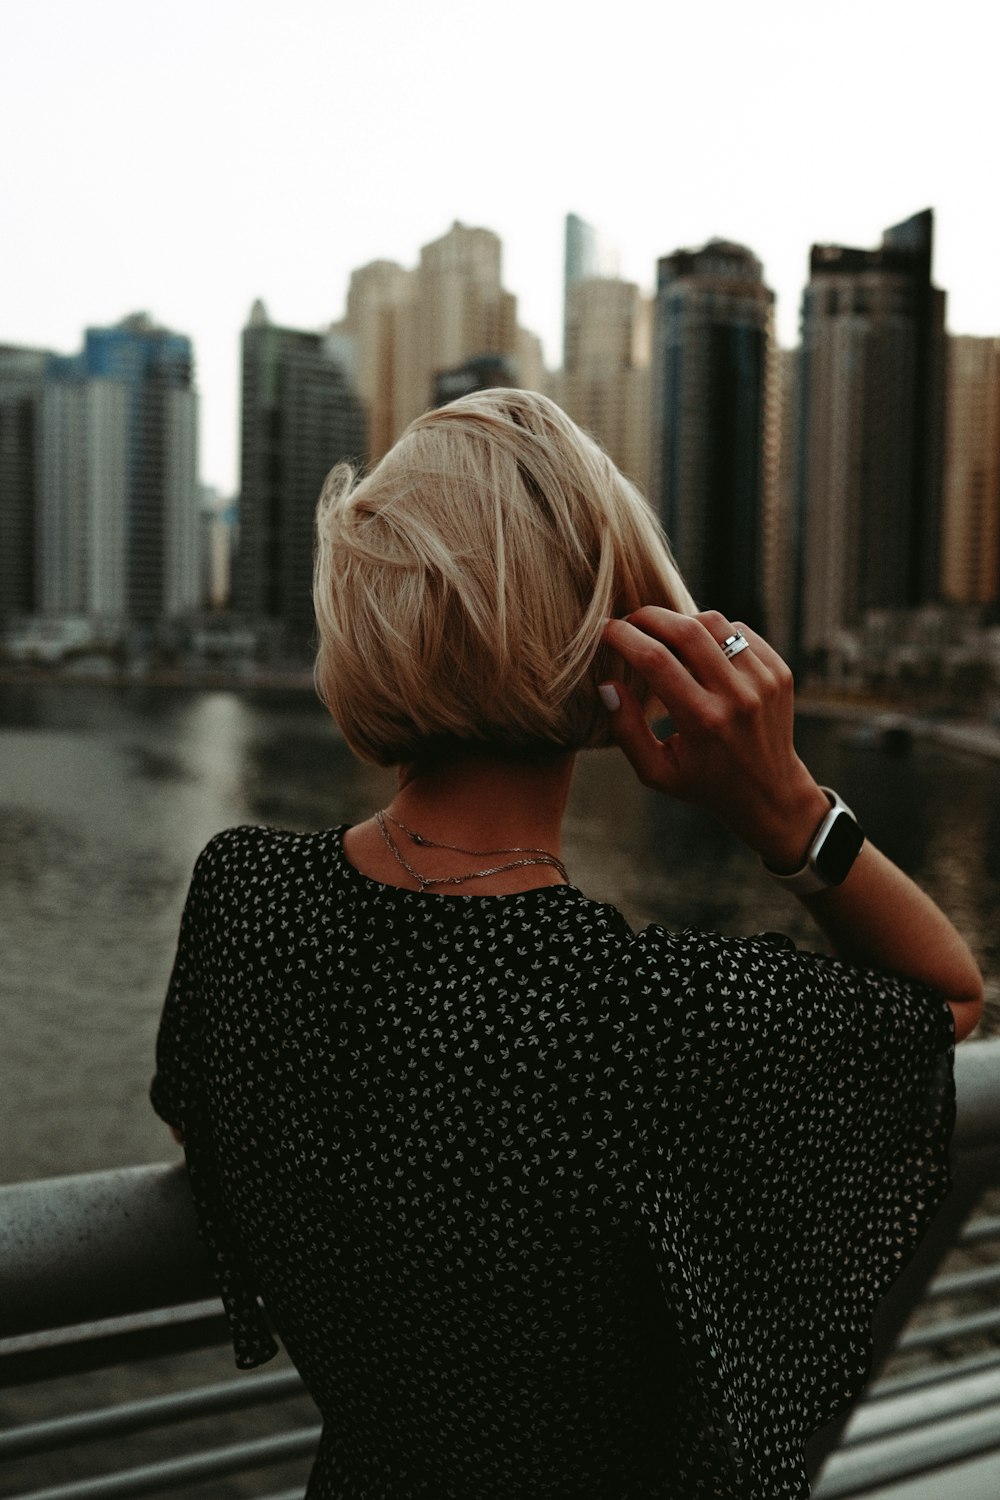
<box><xmin>814</xmin><ymin>812</ymin><xmax>865</xmax><ymax>886</ymax></box>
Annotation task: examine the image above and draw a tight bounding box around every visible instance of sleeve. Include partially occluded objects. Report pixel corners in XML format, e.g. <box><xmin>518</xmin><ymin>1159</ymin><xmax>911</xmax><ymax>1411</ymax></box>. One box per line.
<box><xmin>150</xmin><ymin>833</ymin><xmax>280</xmax><ymax>1370</ymax></box>
<box><xmin>621</xmin><ymin>925</ymin><xmax>956</xmax><ymax>1499</ymax></box>
<box><xmin>150</xmin><ymin>844</ymin><xmax>214</xmax><ymax>1133</ymax></box>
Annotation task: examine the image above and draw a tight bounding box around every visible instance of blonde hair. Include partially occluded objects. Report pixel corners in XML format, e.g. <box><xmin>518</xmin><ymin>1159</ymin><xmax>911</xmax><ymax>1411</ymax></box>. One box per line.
<box><xmin>313</xmin><ymin>388</ymin><xmax>696</xmax><ymax>765</ymax></box>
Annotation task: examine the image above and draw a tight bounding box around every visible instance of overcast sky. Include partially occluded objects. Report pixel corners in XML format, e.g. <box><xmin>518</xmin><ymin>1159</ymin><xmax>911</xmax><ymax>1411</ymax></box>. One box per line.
<box><xmin>3</xmin><ymin>0</ymin><xmax>997</xmax><ymax>495</ymax></box>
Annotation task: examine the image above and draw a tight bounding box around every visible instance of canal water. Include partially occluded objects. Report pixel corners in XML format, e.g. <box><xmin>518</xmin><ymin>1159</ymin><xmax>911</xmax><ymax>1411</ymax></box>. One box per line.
<box><xmin>2</xmin><ymin>681</ymin><xmax>998</xmax><ymax>1187</ymax></box>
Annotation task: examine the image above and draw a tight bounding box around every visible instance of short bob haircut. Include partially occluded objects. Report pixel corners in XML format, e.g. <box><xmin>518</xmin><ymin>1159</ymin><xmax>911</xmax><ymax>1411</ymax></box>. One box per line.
<box><xmin>313</xmin><ymin>388</ymin><xmax>696</xmax><ymax>766</ymax></box>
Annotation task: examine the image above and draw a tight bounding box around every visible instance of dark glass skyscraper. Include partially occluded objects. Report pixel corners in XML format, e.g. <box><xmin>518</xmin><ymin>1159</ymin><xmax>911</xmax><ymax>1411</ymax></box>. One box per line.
<box><xmin>236</xmin><ymin>302</ymin><xmax>366</xmax><ymax>658</ymax></box>
<box><xmin>796</xmin><ymin>210</ymin><xmax>946</xmax><ymax>667</ymax></box>
<box><xmin>651</xmin><ymin>240</ymin><xmax>773</xmax><ymax>626</ymax></box>
<box><xmin>0</xmin><ymin>345</ymin><xmax>50</xmax><ymax>627</ymax></box>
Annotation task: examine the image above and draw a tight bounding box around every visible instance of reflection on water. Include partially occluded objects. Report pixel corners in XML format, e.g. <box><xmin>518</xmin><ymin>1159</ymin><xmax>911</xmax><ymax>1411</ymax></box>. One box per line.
<box><xmin>1</xmin><ymin>684</ymin><xmax>997</xmax><ymax>1185</ymax></box>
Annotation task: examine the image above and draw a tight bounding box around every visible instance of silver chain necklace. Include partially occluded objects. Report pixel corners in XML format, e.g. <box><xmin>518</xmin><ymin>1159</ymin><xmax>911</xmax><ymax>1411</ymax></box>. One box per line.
<box><xmin>374</xmin><ymin>809</ymin><xmax>568</xmax><ymax>892</ymax></box>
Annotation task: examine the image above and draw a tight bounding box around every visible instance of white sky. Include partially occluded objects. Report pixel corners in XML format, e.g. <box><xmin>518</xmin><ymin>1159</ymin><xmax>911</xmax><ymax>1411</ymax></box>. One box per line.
<box><xmin>3</xmin><ymin>0</ymin><xmax>998</xmax><ymax>495</ymax></box>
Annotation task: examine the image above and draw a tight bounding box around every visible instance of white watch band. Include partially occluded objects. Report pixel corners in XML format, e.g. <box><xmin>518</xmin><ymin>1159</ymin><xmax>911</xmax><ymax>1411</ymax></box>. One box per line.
<box><xmin>762</xmin><ymin>787</ymin><xmax>859</xmax><ymax>896</ymax></box>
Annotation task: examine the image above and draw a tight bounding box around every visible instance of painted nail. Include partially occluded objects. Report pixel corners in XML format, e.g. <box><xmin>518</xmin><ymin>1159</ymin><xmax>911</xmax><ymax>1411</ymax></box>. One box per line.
<box><xmin>598</xmin><ymin>683</ymin><xmax>621</xmax><ymax>712</ymax></box>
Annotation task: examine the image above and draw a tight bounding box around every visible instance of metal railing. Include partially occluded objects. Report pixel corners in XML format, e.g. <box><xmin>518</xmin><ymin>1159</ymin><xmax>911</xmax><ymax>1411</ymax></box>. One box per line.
<box><xmin>2</xmin><ymin>1039</ymin><xmax>999</xmax><ymax>1499</ymax></box>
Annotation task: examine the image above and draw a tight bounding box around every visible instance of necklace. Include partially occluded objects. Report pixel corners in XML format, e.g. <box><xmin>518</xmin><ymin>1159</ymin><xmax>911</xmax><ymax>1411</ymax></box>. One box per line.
<box><xmin>374</xmin><ymin>809</ymin><xmax>569</xmax><ymax>892</ymax></box>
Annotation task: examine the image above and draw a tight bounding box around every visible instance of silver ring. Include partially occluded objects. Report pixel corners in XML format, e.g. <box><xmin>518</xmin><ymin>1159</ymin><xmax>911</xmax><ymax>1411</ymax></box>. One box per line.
<box><xmin>721</xmin><ymin>631</ymin><xmax>749</xmax><ymax>660</ymax></box>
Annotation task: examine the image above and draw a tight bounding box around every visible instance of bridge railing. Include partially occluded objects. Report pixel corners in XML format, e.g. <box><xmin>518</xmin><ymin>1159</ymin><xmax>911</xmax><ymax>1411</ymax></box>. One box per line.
<box><xmin>2</xmin><ymin>1039</ymin><xmax>999</xmax><ymax>1499</ymax></box>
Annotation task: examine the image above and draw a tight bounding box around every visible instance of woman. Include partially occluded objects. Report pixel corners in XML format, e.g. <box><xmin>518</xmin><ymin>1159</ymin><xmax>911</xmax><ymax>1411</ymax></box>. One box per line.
<box><xmin>153</xmin><ymin>388</ymin><xmax>983</xmax><ymax>1499</ymax></box>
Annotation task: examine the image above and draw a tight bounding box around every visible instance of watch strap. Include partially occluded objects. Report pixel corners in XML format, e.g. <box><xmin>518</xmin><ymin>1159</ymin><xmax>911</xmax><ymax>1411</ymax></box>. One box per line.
<box><xmin>762</xmin><ymin>787</ymin><xmax>863</xmax><ymax>895</ymax></box>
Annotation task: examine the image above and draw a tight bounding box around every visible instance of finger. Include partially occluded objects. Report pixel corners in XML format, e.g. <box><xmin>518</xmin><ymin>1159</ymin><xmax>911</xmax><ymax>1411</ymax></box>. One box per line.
<box><xmin>730</xmin><ymin>621</ymin><xmax>795</xmax><ymax>686</ymax></box>
<box><xmin>599</xmin><ymin>678</ymin><xmax>682</xmax><ymax>794</ymax></box>
<box><xmin>605</xmin><ymin>617</ymin><xmax>713</xmax><ymax>720</ymax></box>
<box><xmin>694</xmin><ymin>610</ymin><xmax>767</xmax><ymax>680</ymax></box>
<box><xmin>621</xmin><ymin>608</ymin><xmax>751</xmax><ymax>695</ymax></box>
<box><xmin>690</xmin><ymin>610</ymin><xmax>792</xmax><ymax>700</ymax></box>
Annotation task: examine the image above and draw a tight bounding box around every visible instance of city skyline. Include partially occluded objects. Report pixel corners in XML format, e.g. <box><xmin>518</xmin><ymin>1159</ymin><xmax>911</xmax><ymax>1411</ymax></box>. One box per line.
<box><xmin>3</xmin><ymin>0</ymin><xmax>998</xmax><ymax>494</ymax></box>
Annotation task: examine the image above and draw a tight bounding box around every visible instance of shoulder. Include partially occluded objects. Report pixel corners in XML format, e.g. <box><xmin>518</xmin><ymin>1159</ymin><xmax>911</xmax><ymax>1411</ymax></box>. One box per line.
<box><xmin>189</xmin><ymin>824</ymin><xmax>341</xmax><ymax>900</ymax></box>
<box><xmin>625</xmin><ymin>922</ymin><xmax>797</xmax><ymax>992</ymax></box>
<box><xmin>627</xmin><ymin>921</ymin><xmax>953</xmax><ymax>1061</ymax></box>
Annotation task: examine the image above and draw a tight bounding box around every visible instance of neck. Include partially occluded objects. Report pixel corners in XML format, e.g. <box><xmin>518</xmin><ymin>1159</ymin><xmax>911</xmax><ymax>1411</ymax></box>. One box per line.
<box><xmin>342</xmin><ymin>747</ymin><xmax>577</xmax><ymax>895</ymax></box>
<box><xmin>392</xmin><ymin>748</ymin><xmax>575</xmax><ymax>856</ymax></box>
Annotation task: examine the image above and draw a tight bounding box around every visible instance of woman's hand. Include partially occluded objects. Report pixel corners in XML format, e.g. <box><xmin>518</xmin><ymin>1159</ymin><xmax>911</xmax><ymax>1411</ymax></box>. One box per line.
<box><xmin>602</xmin><ymin>608</ymin><xmax>830</xmax><ymax>870</ymax></box>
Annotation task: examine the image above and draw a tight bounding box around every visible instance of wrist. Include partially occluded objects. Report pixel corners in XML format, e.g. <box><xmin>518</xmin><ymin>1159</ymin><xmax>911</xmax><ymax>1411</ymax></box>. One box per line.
<box><xmin>752</xmin><ymin>777</ymin><xmax>833</xmax><ymax>873</ymax></box>
<box><xmin>762</xmin><ymin>786</ymin><xmax>866</xmax><ymax>894</ymax></box>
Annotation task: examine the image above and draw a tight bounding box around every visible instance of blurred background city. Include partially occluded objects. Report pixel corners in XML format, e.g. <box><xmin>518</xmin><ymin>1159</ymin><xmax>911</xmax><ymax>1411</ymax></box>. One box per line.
<box><xmin>3</xmin><ymin>203</ymin><xmax>1000</xmax><ymax>709</ymax></box>
<box><xmin>2</xmin><ymin>3</ymin><xmax>999</xmax><ymax>711</ymax></box>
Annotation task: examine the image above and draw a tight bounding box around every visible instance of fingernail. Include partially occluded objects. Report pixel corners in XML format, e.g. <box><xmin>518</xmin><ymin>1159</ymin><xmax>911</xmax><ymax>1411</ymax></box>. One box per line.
<box><xmin>598</xmin><ymin>683</ymin><xmax>621</xmax><ymax>712</ymax></box>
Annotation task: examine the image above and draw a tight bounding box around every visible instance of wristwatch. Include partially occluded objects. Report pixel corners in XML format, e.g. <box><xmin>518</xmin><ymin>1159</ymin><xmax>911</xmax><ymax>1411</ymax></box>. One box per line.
<box><xmin>763</xmin><ymin>787</ymin><xmax>865</xmax><ymax>896</ymax></box>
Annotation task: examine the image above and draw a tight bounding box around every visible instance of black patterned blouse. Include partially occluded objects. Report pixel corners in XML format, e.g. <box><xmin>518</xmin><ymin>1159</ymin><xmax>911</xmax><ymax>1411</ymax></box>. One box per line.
<box><xmin>151</xmin><ymin>823</ymin><xmax>955</xmax><ymax>1499</ymax></box>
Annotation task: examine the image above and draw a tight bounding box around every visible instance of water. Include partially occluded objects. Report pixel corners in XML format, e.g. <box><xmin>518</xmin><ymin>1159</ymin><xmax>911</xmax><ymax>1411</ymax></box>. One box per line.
<box><xmin>1</xmin><ymin>683</ymin><xmax>998</xmax><ymax>1187</ymax></box>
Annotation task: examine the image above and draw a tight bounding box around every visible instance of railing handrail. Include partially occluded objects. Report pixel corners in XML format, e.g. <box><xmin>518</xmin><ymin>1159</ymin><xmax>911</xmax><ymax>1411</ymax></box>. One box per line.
<box><xmin>2</xmin><ymin>1037</ymin><xmax>999</xmax><ymax>1344</ymax></box>
<box><xmin>0</xmin><ymin>1164</ymin><xmax>214</xmax><ymax>1339</ymax></box>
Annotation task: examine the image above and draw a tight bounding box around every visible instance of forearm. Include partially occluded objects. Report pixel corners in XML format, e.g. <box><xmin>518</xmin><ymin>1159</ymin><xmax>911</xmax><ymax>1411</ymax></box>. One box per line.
<box><xmin>798</xmin><ymin>840</ymin><xmax>984</xmax><ymax>1039</ymax></box>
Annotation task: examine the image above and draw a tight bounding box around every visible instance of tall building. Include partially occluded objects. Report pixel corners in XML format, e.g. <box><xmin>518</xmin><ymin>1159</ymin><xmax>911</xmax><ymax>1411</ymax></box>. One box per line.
<box><xmin>393</xmin><ymin>222</ymin><xmax>523</xmax><ymax>436</ymax></box>
<box><xmin>941</xmin><ymin>335</ymin><xmax>1000</xmax><ymax>606</ymax></box>
<box><xmin>797</xmin><ymin>210</ymin><xmax>946</xmax><ymax>666</ymax></box>
<box><xmin>563</xmin><ymin>214</ymin><xmax>618</xmax><ymax>362</ymax></box>
<box><xmin>0</xmin><ymin>345</ymin><xmax>50</xmax><ymax>627</ymax></box>
<box><xmin>39</xmin><ymin>314</ymin><xmax>200</xmax><ymax>629</ymax></box>
<box><xmin>558</xmin><ymin>276</ymin><xmax>651</xmax><ymax>494</ymax></box>
<box><xmin>335</xmin><ymin>260</ymin><xmax>413</xmax><ymax>463</ymax></box>
<box><xmin>334</xmin><ymin>224</ymin><xmax>542</xmax><ymax>461</ymax></box>
<box><xmin>40</xmin><ymin>374</ymin><xmax>129</xmax><ymax>623</ymax></box>
<box><xmin>651</xmin><ymin>240</ymin><xmax>774</xmax><ymax>625</ymax></box>
<box><xmin>236</xmin><ymin>301</ymin><xmax>366</xmax><ymax>656</ymax></box>
<box><xmin>761</xmin><ymin>345</ymin><xmax>800</xmax><ymax>659</ymax></box>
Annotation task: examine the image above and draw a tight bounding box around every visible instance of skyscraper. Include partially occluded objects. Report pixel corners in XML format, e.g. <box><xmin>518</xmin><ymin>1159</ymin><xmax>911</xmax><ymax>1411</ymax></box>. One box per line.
<box><xmin>40</xmin><ymin>372</ymin><xmax>129</xmax><ymax>623</ymax></box>
<box><xmin>39</xmin><ymin>314</ymin><xmax>200</xmax><ymax>629</ymax></box>
<box><xmin>797</xmin><ymin>210</ymin><xmax>946</xmax><ymax>666</ymax></box>
<box><xmin>333</xmin><ymin>225</ymin><xmax>540</xmax><ymax>462</ymax></box>
<box><xmin>562</xmin><ymin>214</ymin><xmax>618</xmax><ymax>364</ymax></box>
<box><xmin>335</xmin><ymin>260</ymin><xmax>413</xmax><ymax>463</ymax></box>
<box><xmin>558</xmin><ymin>276</ymin><xmax>651</xmax><ymax>494</ymax></box>
<box><xmin>393</xmin><ymin>222</ymin><xmax>522</xmax><ymax>436</ymax></box>
<box><xmin>236</xmin><ymin>301</ymin><xmax>366</xmax><ymax>656</ymax></box>
<box><xmin>762</xmin><ymin>345</ymin><xmax>800</xmax><ymax>660</ymax></box>
<box><xmin>941</xmin><ymin>335</ymin><xmax>1000</xmax><ymax>606</ymax></box>
<box><xmin>651</xmin><ymin>240</ymin><xmax>774</xmax><ymax>625</ymax></box>
<box><xmin>0</xmin><ymin>345</ymin><xmax>50</xmax><ymax>627</ymax></box>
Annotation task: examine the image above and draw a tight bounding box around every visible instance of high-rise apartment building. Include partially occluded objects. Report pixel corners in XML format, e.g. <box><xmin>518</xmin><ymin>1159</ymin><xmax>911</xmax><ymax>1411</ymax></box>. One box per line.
<box><xmin>941</xmin><ymin>335</ymin><xmax>1000</xmax><ymax>606</ymax></box>
<box><xmin>651</xmin><ymin>240</ymin><xmax>774</xmax><ymax>625</ymax></box>
<box><xmin>39</xmin><ymin>314</ymin><xmax>200</xmax><ymax>628</ymax></box>
<box><xmin>40</xmin><ymin>374</ymin><xmax>129</xmax><ymax>622</ymax></box>
<box><xmin>0</xmin><ymin>344</ymin><xmax>50</xmax><ymax>626</ymax></box>
<box><xmin>393</xmin><ymin>223</ymin><xmax>521</xmax><ymax>436</ymax></box>
<box><xmin>761</xmin><ymin>345</ymin><xmax>800</xmax><ymax>659</ymax></box>
<box><xmin>558</xmin><ymin>276</ymin><xmax>651</xmax><ymax>494</ymax></box>
<box><xmin>335</xmin><ymin>260</ymin><xmax>413</xmax><ymax>463</ymax></box>
<box><xmin>236</xmin><ymin>301</ymin><xmax>366</xmax><ymax>655</ymax></box>
<box><xmin>334</xmin><ymin>224</ymin><xmax>540</xmax><ymax>462</ymax></box>
<box><xmin>796</xmin><ymin>210</ymin><xmax>946</xmax><ymax>665</ymax></box>
<box><xmin>563</xmin><ymin>214</ymin><xmax>618</xmax><ymax>362</ymax></box>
